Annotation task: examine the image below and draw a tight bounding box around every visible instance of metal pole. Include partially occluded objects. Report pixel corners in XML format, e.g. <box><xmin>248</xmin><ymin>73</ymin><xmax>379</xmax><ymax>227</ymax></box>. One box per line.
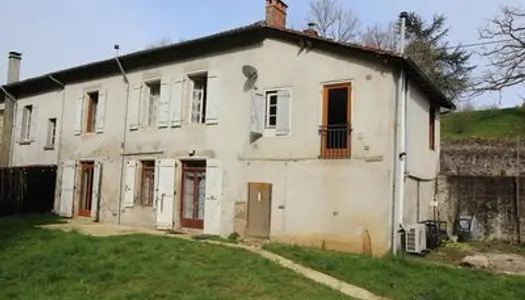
<box><xmin>517</xmin><ymin>135</ymin><xmax>522</xmax><ymax>244</ymax></box>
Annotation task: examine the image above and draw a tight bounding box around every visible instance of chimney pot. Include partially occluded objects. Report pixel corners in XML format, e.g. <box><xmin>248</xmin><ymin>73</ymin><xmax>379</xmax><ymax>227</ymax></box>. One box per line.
<box><xmin>7</xmin><ymin>51</ymin><xmax>22</xmax><ymax>84</ymax></box>
<box><xmin>303</xmin><ymin>22</ymin><xmax>319</xmax><ymax>37</ymax></box>
<box><xmin>265</xmin><ymin>0</ymin><xmax>288</xmax><ymax>28</ymax></box>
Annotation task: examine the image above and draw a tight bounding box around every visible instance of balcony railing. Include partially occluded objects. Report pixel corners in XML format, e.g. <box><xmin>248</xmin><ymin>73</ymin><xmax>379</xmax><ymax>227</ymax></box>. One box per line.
<box><xmin>318</xmin><ymin>124</ymin><xmax>352</xmax><ymax>159</ymax></box>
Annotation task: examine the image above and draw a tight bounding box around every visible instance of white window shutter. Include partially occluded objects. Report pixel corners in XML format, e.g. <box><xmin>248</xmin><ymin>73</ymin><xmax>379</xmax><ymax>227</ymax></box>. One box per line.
<box><xmin>74</xmin><ymin>92</ymin><xmax>84</xmax><ymax>135</ymax></box>
<box><xmin>204</xmin><ymin>159</ymin><xmax>222</xmax><ymax>235</ymax></box>
<box><xmin>205</xmin><ymin>74</ymin><xmax>220</xmax><ymax>125</ymax></box>
<box><xmin>15</xmin><ymin>106</ymin><xmax>23</xmax><ymax>143</ymax></box>
<box><xmin>157</xmin><ymin>81</ymin><xmax>171</xmax><ymax>128</ymax></box>
<box><xmin>123</xmin><ymin>159</ymin><xmax>137</xmax><ymax>208</ymax></box>
<box><xmin>95</xmin><ymin>90</ymin><xmax>107</xmax><ymax>133</ymax></box>
<box><xmin>59</xmin><ymin>160</ymin><xmax>76</xmax><ymax>217</ymax></box>
<box><xmin>29</xmin><ymin>104</ymin><xmax>38</xmax><ymax>142</ymax></box>
<box><xmin>91</xmin><ymin>162</ymin><xmax>102</xmax><ymax>219</ymax></box>
<box><xmin>250</xmin><ymin>92</ymin><xmax>265</xmax><ymax>134</ymax></box>
<box><xmin>155</xmin><ymin>159</ymin><xmax>176</xmax><ymax>229</ymax></box>
<box><xmin>169</xmin><ymin>79</ymin><xmax>183</xmax><ymax>127</ymax></box>
<box><xmin>128</xmin><ymin>84</ymin><xmax>142</xmax><ymax>130</ymax></box>
<box><xmin>276</xmin><ymin>89</ymin><xmax>291</xmax><ymax>136</ymax></box>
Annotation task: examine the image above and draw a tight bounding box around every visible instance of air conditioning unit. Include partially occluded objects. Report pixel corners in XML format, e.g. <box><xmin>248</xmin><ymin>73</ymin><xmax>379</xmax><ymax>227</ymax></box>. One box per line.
<box><xmin>405</xmin><ymin>224</ymin><xmax>427</xmax><ymax>254</ymax></box>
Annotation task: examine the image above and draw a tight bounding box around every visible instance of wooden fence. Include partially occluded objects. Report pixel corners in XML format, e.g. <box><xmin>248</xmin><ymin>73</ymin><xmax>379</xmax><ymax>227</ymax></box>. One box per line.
<box><xmin>0</xmin><ymin>166</ymin><xmax>56</xmax><ymax>216</ymax></box>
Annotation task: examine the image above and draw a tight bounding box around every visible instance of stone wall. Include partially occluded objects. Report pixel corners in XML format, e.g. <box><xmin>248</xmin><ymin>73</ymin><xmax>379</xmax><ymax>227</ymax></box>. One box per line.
<box><xmin>441</xmin><ymin>138</ymin><xmax>525</xmax><ymax>176</ymax></box>
<box><xmin>436</xmin><ymin>174</ymin><xmax>525</xmax><ymax>241</ymax></box>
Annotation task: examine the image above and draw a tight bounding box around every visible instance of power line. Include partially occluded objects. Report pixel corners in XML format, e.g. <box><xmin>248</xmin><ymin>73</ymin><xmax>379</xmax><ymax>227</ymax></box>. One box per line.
<box><xmin>443</xmin><ymin>39</ymin><xmax>515</xmax><ymax>50</ymax></box>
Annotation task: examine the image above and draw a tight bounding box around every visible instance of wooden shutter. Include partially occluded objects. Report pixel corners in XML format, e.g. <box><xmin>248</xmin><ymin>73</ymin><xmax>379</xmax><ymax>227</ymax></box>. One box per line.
<box><xmin>123</xmin><ymin>159</ymin><xmax>137</xmax><ymax>208</ymax></box>
<box><xmin>155</xmin><ymin>159</ymin><xmax>176</xmax><ymax>229</ymax></box>
<box><xmin>74</xmin><ymin>92</ymin><xmax>84</xmax><ymax>135</ymax></box>
<box><xmin>276</xmin><ymin>89</ymin><xmax>291</xmax><ymax>136</ymax></box>
<box><xmin>157</xmin><ymin>81</ymin><xmax>171</xmax><ymax>128</ymax></box>
<box><xmin>204</xmin><ymin>159</ymin><xmax>222</xmax><ymax>235</ymax></box>
<box><xmin>128</xmin><ymin>84</ymin><xmax>142</xmax><ymax>130</ymax></box>
<box><xmin>95</xmin><ymin>90</ymin><xmax>107</xmax><ymax>133</ymax></box>
<box><xmin>91</xmin><ymin>162</ymin><xmax>102</xmax><ymax>219</ymax></box>
<box><xmin>59</xmin><ymin>160</ymin><xmax>76</xmax><ymax>217</ymax></box>
<box><xmin>14</xmin><ymin>106</ymin><xmax>23</xmax><ymax>143</ymax></box>
<box><xmin>29</xmin><ymin>104</ymin><xmax>38</xmax><ymax>142</ymax></box>
<box><xmin>205</xmin><ymin>74</ymin><xmax>220</xmax><ymax>125</ymax></box>
<box><xmin>250</xmin><ymin>92</ymin><xmax>265</xmax><ymax>134</ymax></box>
<box><xmin>170</xmin><ymin>79</ymin><xmax>183</xmax><ymax>127</ymax></box>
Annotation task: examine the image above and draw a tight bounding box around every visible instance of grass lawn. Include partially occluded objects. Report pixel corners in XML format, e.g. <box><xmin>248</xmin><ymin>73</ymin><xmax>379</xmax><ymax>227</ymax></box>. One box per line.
<box><xmin>264</xmin><ymin>243</ymin><xmax>525</xmax><ymax>300</ymax></box>
<box><xmin>441</xmin><ymin>107</ymin><xmax>525</xmax><ymax>139</ymax></box>
<box><xmin>0</xmin><ymin>215</ymin><xmax>350</xmax><ymax>300</ymax></box>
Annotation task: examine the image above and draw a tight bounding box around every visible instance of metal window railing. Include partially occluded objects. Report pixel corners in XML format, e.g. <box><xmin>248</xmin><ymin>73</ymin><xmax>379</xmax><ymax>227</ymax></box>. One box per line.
<box><xmin>318</xmin><ymin>124</ymin><xmax>352</xmax><ymax>159</ymax></box>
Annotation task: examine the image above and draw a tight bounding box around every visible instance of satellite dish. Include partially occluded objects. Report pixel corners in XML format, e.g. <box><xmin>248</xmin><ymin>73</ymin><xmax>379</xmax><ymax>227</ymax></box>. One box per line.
<box><xmin>242</xmin><ymin>65</ymin><xmax>258</xmax><ymax>79</ymax></box>
<box><xmin>242</xmin><ymin>65</ymin><xmax>258</xmax><ymax>91</ymax></box>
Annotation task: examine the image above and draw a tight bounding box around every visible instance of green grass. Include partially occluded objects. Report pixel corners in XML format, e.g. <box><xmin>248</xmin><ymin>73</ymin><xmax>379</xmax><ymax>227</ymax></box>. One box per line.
<box><xmin>441</xmin><ymin>107</ymin><xmax>525</xmax><ymax>139</ymax></box>
<box><xmin>264</xmin><ymin>243</ymin><xmax>525</xmax><ymax>300</ymax></box>
<box><xmin>0</xmin><ymin>215</ymin><xmax>350</xmax><ymax>300</ymax></box>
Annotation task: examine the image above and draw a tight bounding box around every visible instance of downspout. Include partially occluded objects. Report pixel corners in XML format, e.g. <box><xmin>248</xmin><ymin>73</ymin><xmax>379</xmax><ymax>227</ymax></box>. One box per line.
<box><xmin>114</xmin><ymin>45</ymin><xmax>130</xmax><ymax>225</ymax></box>
<box><xmin>0</xmin><ymin>86</ymin><xmax>16</xmax><ymax>167</ymax></box>
<box><xmin>48</xmin><ymin>75</ymin><xmax>65</xmax><ymax>214</ymax></box>
<box><xmin>391</xmin><ymin>11</ymin><xmax>408</xmax><ymax>255</ymax></box>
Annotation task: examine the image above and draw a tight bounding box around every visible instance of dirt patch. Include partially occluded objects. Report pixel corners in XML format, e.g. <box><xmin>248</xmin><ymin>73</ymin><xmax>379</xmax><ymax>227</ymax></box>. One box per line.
<box><xmin>425</xmin><ymin>241</ymin><xmax>525</xmax><ymax>276</ymax></box>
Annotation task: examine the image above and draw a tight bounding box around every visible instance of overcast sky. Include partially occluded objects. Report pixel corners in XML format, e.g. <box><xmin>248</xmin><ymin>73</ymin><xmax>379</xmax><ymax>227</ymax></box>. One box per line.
<box><xmin>1</xmin><ymin>0</ymin><xmax>523</xmax><ymax>107</ymax></box>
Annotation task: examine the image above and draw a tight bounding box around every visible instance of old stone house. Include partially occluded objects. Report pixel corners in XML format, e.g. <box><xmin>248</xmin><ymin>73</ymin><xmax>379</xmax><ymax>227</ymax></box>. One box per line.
<box><xmin>0</xmin><ymin>0</ymin><xmax>453</xmax><ymax>255</ymax></box>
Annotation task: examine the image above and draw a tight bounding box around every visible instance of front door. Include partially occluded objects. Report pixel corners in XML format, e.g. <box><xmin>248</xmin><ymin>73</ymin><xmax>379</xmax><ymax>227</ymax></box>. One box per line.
<box><xmin>79</xmin><ymin>161</ymin><xmax>94</xmax><ymax>217</ymax></box>
<box><xmin>180</xmin><ymin>161</ymin><xmax>206</xmax><ymax>229</ymax></box>
<box><xmin>247</xmin><ymin>182</ymin><xmax>272</xmax><ymax>238</ymax></box>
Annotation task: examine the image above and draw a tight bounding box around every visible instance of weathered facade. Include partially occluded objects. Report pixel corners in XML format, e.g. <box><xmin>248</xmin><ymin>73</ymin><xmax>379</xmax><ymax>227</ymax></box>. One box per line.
<box><xmin>1</xmin><ymin>0</ymin><xmax>450</xmax><ymax>255</ymax></box>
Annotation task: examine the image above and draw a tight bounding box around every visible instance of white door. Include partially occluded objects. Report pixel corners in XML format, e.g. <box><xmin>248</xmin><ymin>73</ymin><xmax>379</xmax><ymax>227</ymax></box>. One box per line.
<box><xmin>90</xmin><ymin>162</ymin><xmax>102</xmax><ymax>220</ymax></box>
<box><xmin>155</xmin><ymin>159</ymin><xmax>176</xmax><ymax>229</ymax></box>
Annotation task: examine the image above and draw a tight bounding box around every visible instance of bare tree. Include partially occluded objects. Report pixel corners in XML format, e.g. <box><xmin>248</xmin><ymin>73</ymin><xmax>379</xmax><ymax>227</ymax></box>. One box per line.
<box><xmin>360</xmin><ymin>22</ymin><xmax>398</xmax><ymax>51</ymax></box>
<box><xmin>307</xmin><ymin>0</ymin><xmax>359</xmax><ymax>42</ymax></box>
<box><xmin>477</xmin><ymin>6</ymin><xmax>525</xmax><ymax>92</ymax></box>
<box><xmin>145</xmin><ymin>37</ymin><xmax>174</xmax><ymax>49</ymax></box>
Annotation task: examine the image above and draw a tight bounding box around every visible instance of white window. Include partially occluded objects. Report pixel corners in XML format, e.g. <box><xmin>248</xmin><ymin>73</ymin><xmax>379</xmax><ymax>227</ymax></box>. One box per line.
<box><xmin>265</xmin><ymin>91</ymin><xmax>278</xmax><ymax>129</ymax></box>
<box><xmin>46</xmin><ymin>118</ymin><xmax>57</xmax><ymax>148</ymax></box>
<box><xmin>189</xmin><ymin>73</ymin><xmax>207</xmax><ymax>124</ymax></box>
<box><xmin>146</xmin><ymin>81</ymin><xmax>161</xmax><ymax>127</ymax></box>
<box><xmin>21</xmin><ymin>105</ymin><xmax>33</xmax><ymax>141</ymax></box>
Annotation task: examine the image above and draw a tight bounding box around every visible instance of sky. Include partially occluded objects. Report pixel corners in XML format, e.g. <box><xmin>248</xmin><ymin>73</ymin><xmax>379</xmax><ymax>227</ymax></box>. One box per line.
<box><xmin>1</xmin><ymin>0</ymin><xmax>523</xmax><ymax>107</ymax></box>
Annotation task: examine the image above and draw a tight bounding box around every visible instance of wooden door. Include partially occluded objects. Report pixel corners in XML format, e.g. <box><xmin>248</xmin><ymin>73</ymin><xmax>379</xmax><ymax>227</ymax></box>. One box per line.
<box><xmin>180</xmin><ymin>161</ymin><xmax>206</xmax><ymax>229</ymax></box>
<box><xmin>247</xmin><ymin>183</ymin><xmax>272</xmax><ymax>238</ymax></box>
<box><xmin>78</xmin><ymin>161</ymin><xmax>94</xmax><ymax>217</ymax></box>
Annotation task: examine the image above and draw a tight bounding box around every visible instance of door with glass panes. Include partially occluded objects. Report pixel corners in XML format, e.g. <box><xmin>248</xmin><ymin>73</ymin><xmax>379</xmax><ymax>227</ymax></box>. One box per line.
<box><xmin>180</xmin><ymin>161</ymin><xmax>206</xmax><ymax>229</ymax></box>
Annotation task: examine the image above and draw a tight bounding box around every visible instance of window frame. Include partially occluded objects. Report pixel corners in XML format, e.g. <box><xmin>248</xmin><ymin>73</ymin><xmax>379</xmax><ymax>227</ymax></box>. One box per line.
<box><xmin>264</xmin><ymin>91</ymin><xmax>278</xmax><ymax>130</ymax></box>
<box><xmin>320</xmin><ymin>82</ymin><xmax>352</xmax><ymax>159</ymax></box>
<box><xmin>20</xmin><ymin>104</ymin><xmax>33</xmax><ymax>143</ymax></box>
<box><xmin>85</xmin><ymin>91</ymin><xmax>99</xmax><ymax>134</ymax></box>
<box><xmin>44</xmin><ymin>118</ymin><xmax>57</xmax><ymax>150</ymax></box>
<box><xmin>145</xmin><ymin>80</ymin><xmax>161</xmax><ymax>128</ymax></box>
<box><xmin>138</xmin><ymin>160</ymin><xmax>155</xmax><ymax>207</ymax></box>
<box><xmin>187</xmin><ymin>72</ymin><xmax>208</xmax><ymax>124</ymax></box>
<box><xmin>429</xmin><ymin>105</ymin><xmax>436</xmax><ymax>151</ymax></box>
<box><xmin>261</xmin><ymin>87</ymin><xmax>292</xmax><ymax>137</ymax></box>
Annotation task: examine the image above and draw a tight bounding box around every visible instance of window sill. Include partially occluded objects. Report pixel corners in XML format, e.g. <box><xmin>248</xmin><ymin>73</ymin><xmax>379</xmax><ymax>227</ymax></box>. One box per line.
<box><xmin>262</xmin><ymin>130</ymin><xmax>290</xmax><ymax>138</ymax></box>
<box><xmin>43</xmin><ymin>145</ymin><xmax>55</xmax><ymax>151</ymax></box>
<box><xmin>18</xmin><ymin>140</ymin><xmax>32</xmax><ymax>145</ymax></box>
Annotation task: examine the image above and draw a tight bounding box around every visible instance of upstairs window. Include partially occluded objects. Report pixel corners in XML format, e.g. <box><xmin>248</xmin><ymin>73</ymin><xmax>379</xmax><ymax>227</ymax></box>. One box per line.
<box><xmin>429</xmin><ymin>106</ymin><xmax>436</xmax><ymax>150</ymax></box>
<box><xmin>146</xmin><ymin>81</ymin><xmax>161</xmax><ymax>127</ymax></box>
<box><xmin>85</xmin><ymin>91</ymin><xmax>99</xmax><ymax>133</ymax></box>
<box><xmin>46</xmin><ymin>118</ymin><xmax>57</xmax><ymax>149</ymax></box>
<box><xmin>21</xmin><ymin>105</ymin><xmax>33</xmax><ymax>142</ymax></box>
<box><xmin>319</xmin><ymin>83</ymin><xmax>352</xmax><ymax>159</ymax></box>
<box><xmin>189</xmin><ymin>73</ymin><xmax>208</xmax><ymax>124</ymax></box>
<box><xmin>265</xmin><ymin>91</ymin><xmax>278</xmax><ymax>129</ymax></box>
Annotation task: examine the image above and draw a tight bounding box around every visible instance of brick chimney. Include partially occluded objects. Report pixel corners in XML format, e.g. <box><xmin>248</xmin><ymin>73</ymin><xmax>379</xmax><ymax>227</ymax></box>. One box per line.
<box><xmin>265</xmin><ymin>0</ymin><xmax>288</xmax><ymax>28</ymax></box>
